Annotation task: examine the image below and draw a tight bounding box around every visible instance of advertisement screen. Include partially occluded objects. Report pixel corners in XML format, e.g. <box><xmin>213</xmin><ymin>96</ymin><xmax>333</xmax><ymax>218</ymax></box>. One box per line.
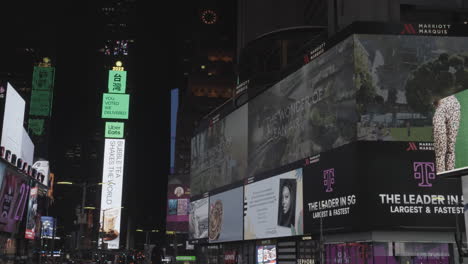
<box><xmin>40</xmin><ymin>216</ymin><xmax>55</xmax><ymax>239</ymax></box>
<box><xmin>0</xmin><ymin>168</ymin><xmax>29</xmax><ymax>233</ymax></box>
<box><xmin>188</xmin><ymin>197</ymin><xmax>208</xmax><ymax>240</ymax></box>
<box><xmin>101</xmin><ymin>93</ymin><xmax>130</xmax><ymax>119</ymax></box>
<box><xmin>247</xmin><ymin>37</ymin><xmax>357</xmax><ymax>177</ymax></box>
<box><xmin>244</xmin><ymin>168</ymin><xmax>303</xmax><ymax>240</ymax></box>
<box><xmin>433</xmin><ymin>89</ymin><xmax>468</xmax><ymax>175</ymax></box>
<box><xmin>21</xmin><ymin>129</ymin><xmax>34</xmax><ymax>167</ymax></box>
<box><xmin>99</xmin><ymin>139</ymin><xmax>125</xmax><ymax>249</ymax></box>
<box><xmin>208</xmin><ymin>186</ymin><xmax>243</xmax><ymax>243</ymax></box>
<box><xmin>166</xmin><ymin>184</ymin><xmax>190</xmax><ymax>232</ymax></box>
<box><xmin>25</xmin><ymin>187</ymin><xmax>39</xmax><ymax>239</ymax></box>
<box><xmin>190</xmin><ymin>104</ymin><xmax>248</xmax><ymax>195</ymax></box>
<box><xmin>256</xmin><ymin>246</ymin><xmax>277</xmax><ymax>264</ymax></box>
<box><xmin>303</xmin><ymin>142</ymin><xmax>462</xmax><ymax>233</ymax></box>
<box><xmin>363</xmin><ymin>141</ymin><xmax>463</xmax><ymax>229</ymax></box>
<box><xmin>354</xmin><ymin>34</ymin><xmax>468</xmax><ymax>142</ymax></box>
<box><xmin>1</xmin><ymin>83</ymin><xmax>25</xmax><ymax>159</ymax></box>
<box><xmin>303</xmin><ymin>144</ymin><xmax>361</xmax><ymax>234</ymax></box>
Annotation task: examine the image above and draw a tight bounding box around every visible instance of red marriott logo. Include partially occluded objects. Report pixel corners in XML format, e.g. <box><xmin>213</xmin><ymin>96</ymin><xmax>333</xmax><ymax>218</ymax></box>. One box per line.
<box><xmin>406</xmin><ymin>142</ymin><xmax>418</xmax><ymax>151</ymax></box>
<box><xmin>401</xmin><ymin>24</ymin><xmax>417</xmax><ymax>34</ymax></box>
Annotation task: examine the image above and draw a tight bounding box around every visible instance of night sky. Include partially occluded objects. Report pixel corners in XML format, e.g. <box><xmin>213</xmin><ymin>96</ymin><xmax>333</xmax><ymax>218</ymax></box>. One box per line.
<box><xmin>0</xmin><ymin>0</ymin><xmax>180</xmax><ymax>238</ymax></box>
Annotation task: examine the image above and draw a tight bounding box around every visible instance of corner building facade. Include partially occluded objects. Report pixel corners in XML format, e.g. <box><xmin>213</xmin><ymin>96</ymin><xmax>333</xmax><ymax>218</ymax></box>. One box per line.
<box><xmin>188</xmin><ymin>22</ymin><xmax>468</xmax><ymax>264</ymax></box>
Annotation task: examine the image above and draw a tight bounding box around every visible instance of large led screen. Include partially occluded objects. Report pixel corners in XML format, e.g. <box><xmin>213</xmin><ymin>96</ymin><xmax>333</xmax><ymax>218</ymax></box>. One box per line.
<box><xmin>354</xmin><ymin>34</ymin><xmax>468</xmax><ymax>142</ymax></box>
<box><xmin>433</xmin><ymin>89</ymin><xmax>468</xmax><ymax>174</ymax></box>
<box><xmin>99</xmin><ymin>139</ymin><xmax>125</xmax><ymax>249</ymax></box>
<box><xmin>303</xmin><ymin>144</ymin><xmax>361</xmax><ymax>234</ymax></box>
<box><xmin>1</xmin><ymin>83</ymin><xmax>26</xmax><ymax>160</ymax></box>
<box><xmin>189</xmin><ymin>197</ymin><xmax>209</xmax><ymax>240</ymax></box>
<box><xmin>190</xmin><ymin>104</ymin><xmax>248</xmax><ymax>195</ymax></box>
<box><xmin>244</xmin><ymin>168</ymin><xmax>303</xmax><ymax>240</ymax></box>
<box><xmin>40</xmin><ymin>216</ymin><xmax>55</xmax><ymax>239</ymax></box>
<box><xmin>303</xmin><ymin>142</ymin><xmax>462</xmax><ymax>233</ymax></box>
<box><xmin>166</xmin><ymin>184</ymin><xmax>190</xmax><ymax>232</ymax></box>
<box><xmin>0</xmin><ymin>168</ymin><xmax>29</xmax><ymax>233</ymax></box>
<box><xmin>208</xmin><ymin>186</ymin><xmax>243</xmax><ymax>243</ymax></box>
<box><xmin>256</xmin><ymin>245</ymin><xmax>277</xmax><ymax>264</ymax></box>
<box><xmin>247</xmin><ymin>37</ymin><xmax>357</xmax><ymax>177</ymax></box>
<box><xmin>362</xmin><ymin>141</ymin><xmax>463</xmax><ymax>230</ymax></box>
<box><xmin>25</xmin><ymin>187</ymin><xmax>39</xmax><ymax>239</ymax></box>
<box><xmin>21</xmin><ymin>129</ymin><xmax>34</xmax><ymax>167</ymax></box>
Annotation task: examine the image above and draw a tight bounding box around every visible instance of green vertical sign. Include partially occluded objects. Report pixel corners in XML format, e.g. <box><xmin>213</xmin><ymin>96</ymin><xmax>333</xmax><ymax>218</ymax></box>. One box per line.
<box><xmin>105</xmin><ymin>122</ymin><xmax>124</xmax><ymax>138</ymax></box>
<box><xmin>32</xmin><ymin>67</ymin><xmax>55</xmax><ymax>91</ymax></box>
<box><xmin>30</xmin><ymin>66</ymin><xmax>55</xmax><ymax>117</ymax></box>
<box><xmin>28</xmin><ymin>119</ymin><xmax>45</xmax><ymax>136</ymax></box>
<box><xmin>101</xmin><ymin>93</ymin><xmax>130</xmax><ymax>119</ymax></box>
<box><xmin>108</xmin><ymin>70</ymin><xmax>127</xmax><ymax>94</ymax></box>
<box><xmin>30</xmin><ymin>90</ymin><xmax>52</xmax><ymax>116</ymax></box>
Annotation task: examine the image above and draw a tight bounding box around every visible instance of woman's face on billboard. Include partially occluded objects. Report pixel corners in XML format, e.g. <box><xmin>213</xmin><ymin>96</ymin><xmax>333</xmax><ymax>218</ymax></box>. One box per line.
<box><xmin>282</xmin><ymin>185</ymin><xmax>291</xmax><ymax>214</ymax></box>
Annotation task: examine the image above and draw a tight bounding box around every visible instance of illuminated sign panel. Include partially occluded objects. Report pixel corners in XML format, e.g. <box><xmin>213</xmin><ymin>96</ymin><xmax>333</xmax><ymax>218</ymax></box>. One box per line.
<box><xmin>99</xmin><ymin>139</ymin><xmax>125</xmax><ymax>249</ymax></box>
<box><xmin>105</xmin><ymin>122</ymin><xmax>124</xmax><ymax>138</ymax></box>
<box><xmin>108</xmin><ymin>70</ymin><xmax>127</xmax><ymax>94</ymax></box>
<box><xmin>101</xmin><ymin>93</ymin><xmax>130</xmax><ymax>119</ymax></box>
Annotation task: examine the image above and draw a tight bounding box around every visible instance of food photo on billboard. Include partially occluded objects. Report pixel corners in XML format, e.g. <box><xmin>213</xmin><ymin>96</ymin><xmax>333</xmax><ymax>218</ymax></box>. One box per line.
<box><xmin>208</xmin><ymin>186</ymin><xmax>243</xmax><ymax>243</ymax></box>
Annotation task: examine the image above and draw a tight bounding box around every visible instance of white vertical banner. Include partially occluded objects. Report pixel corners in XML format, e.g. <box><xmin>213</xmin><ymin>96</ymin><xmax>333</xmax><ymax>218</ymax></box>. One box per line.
<box><xmin>99</xmin><ymin>138</ymin><xmax>125</xmax><ymax>249</ymax></box>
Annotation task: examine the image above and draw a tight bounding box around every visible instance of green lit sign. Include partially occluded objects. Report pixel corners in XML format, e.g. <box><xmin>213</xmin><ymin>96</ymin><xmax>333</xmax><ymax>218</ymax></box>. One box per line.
<box><xmin>32</xmin><ymin>67</ymin><xmax>55</xmax><ymax>91</ymax></box>
<box><xmin>102</xmin><ymin>93</ymin><xmax>130</xmax><ymax>119</ymax></box>
<box><xmin>108</xmin><ymin>70</ymin><xmax>127</xmax><ymax>94</ymax></box>
<box><xmin>176</xmin><ymin>256</ymin><xmax>196</xmax><ymax>261</ymax></box>
<box><xmin>28</xmin><ymin>119</ymin><xmax>45</xmax><ymax>136</ymax></box>
<box><xmin>105</xmin><ymin>122</ymin><xmax>124</xmax><ymax>138</ymax></box>
<box><xmin>30</xmin><ymin>90</ymin><xmax>52</xmax><ymax>116</ymax></box>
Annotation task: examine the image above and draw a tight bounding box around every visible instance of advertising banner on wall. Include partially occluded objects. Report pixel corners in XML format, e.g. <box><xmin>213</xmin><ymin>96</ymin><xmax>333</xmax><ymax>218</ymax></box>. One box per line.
<box><xmin>108</xmin><ymin>70</ymin><xmax>127</xmax><ymax>94</ymax></box>
<box><xmin>99</xmin><ymin>139</ymin><xmax>125</xmax><ymax>249</ymax></box>
<box><xmin>188</xmin><ymin>197</ymin><xmax>209</xmax><ymax>240</ymax></box>
<box><xmin>25</xmin><ymin>187</ymin><xmax>39</xmax><ymax>239</ymax></box>
<box><xmin>41</xmin><ymin>216</ymin><xmax>55</xmax><ymax>239</ymax></box>
<box><xmin>247</xmin><ymin>37</ymin><xmax>357</xmax><ymax>178</ymax></box>
<box><xmin>303</xmin><ymin>142</ymin><xmax>463</xmax><ymax>234</ymax></box>
<box><xmin>0</xmin><ymin>169</ymin><xmax>29</xmax><ymax>233</ymax></box>
<box><xmin>190</xmin><ymin>104</ymin><xmax>248</xmax><ymax>195</ymax></box>
<box><xmin>244</xmin><ymin>168</ymin><xmax>304</xmax><ymax>240</ymax></box>
<box><xmin>433</xmin><ymin>89</ymin><xmax>468</xmax><ymax>175</ymax></box>
<box><xmin>1</xmin><ymin>83</ymin><xmax>26</xmax><ymax>160</ymax></box>
<box><xmin>101</xmin><ymin>93</ymin><xmax>130</xmax><ymax>119</ymax></box>
<box><xmin>303</xmin><ymin>144</ymin><xmax>361</xmax><ymax>234</ymax></box>
<box><xmin>363</xmin><ymin>141</ymin><xmax>463</xmax><ymax>229</ymax></box>
<box><xmin>166</xmin><ymin>184</ymin><xmax>190</xmax><ymax>232</ymax></box>
<box><xmin>208</xmin><ymin>186</ymin><xmax>243</xmax><ymax>243</ymax></box>
<box><xmin>354</xmin><ymin>34</ymin><xmax>468</xmax><ymax>142</ymax></box>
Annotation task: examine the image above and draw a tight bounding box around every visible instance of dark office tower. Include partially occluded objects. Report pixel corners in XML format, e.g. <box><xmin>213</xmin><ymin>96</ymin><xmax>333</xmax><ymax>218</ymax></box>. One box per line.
<box><xmin>49</xmin><ymin>0</ymin><xmax>136</xmax><ymax>251</ymax></box>
<box><xmin>172</xmin><ymin>0</ymin><xmax>237</xmax><ymax>179</ymax></box>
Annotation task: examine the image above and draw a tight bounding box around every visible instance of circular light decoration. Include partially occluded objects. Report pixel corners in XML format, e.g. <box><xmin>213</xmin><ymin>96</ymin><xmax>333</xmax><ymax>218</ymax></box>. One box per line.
<box><xmin>201</xmin><ymin>9</ymin><xmax>217</xmax><ymax>25</ymax></box>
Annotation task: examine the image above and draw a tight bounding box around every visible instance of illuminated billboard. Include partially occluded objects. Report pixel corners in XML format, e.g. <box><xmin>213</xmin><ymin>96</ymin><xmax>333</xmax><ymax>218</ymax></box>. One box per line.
<box><xmin>101</xmin><ymin>93</ymin><xmax>130</xmax><ymax>119</ymax></box>
<box><xmin>208</xmin><ymin>186</ymin><xmax>243</xmax><ymax>243</ymax></box>
<box><xmin>434</xmin><ymin>89</ymin><xmax>468</xmax><ymax>175</ymax></box>
<box><xmin>166</xmin><ymin>184</ymin><xmax>190</xmax><ymax>232</ymax></box>
<box><xmin>1</xmin><ymin>83</ymin><xmax>26</xmax><ymax>159</ymax></box>
<box><xmin>99</xmin><ymin>139</ymin><xmax>125</xmax><ymax>249</ymax></box>
<box><xmin>190</xmin><ymin>104</ymin><xmax>248</xmax><ymax>195</ymax></box>
<box><xmin>108</xmin><ymin>70</ymin><xmax>127</xmax><ymax>94</ymax></box>
<box><xmin>25</xmin><ymin>187</ymin><xmax>39</xmax><ymax>240</ymax></box>
<box><xmin>40</xmin><ymin>216</ymin><xmax>55</xmax><ymax>239</ymax></box>
<box><xmin>244</xmin><ymin>168</ymin><xmax>304</xmax><ymax>240</ymax></box>
<box><xmin>0</xmin><ymin>168</ymin><xmax>29</xmax><ymax>233</ymax></box>
<box><xmin>188</xmin><ymin>197</ymin><xmax>209</xmax><ymax>240</ymax></box>
<box><xmin>105</xmin><ymin>122</ymin><xmax>124</xmax><ymax>138</ymax></box>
